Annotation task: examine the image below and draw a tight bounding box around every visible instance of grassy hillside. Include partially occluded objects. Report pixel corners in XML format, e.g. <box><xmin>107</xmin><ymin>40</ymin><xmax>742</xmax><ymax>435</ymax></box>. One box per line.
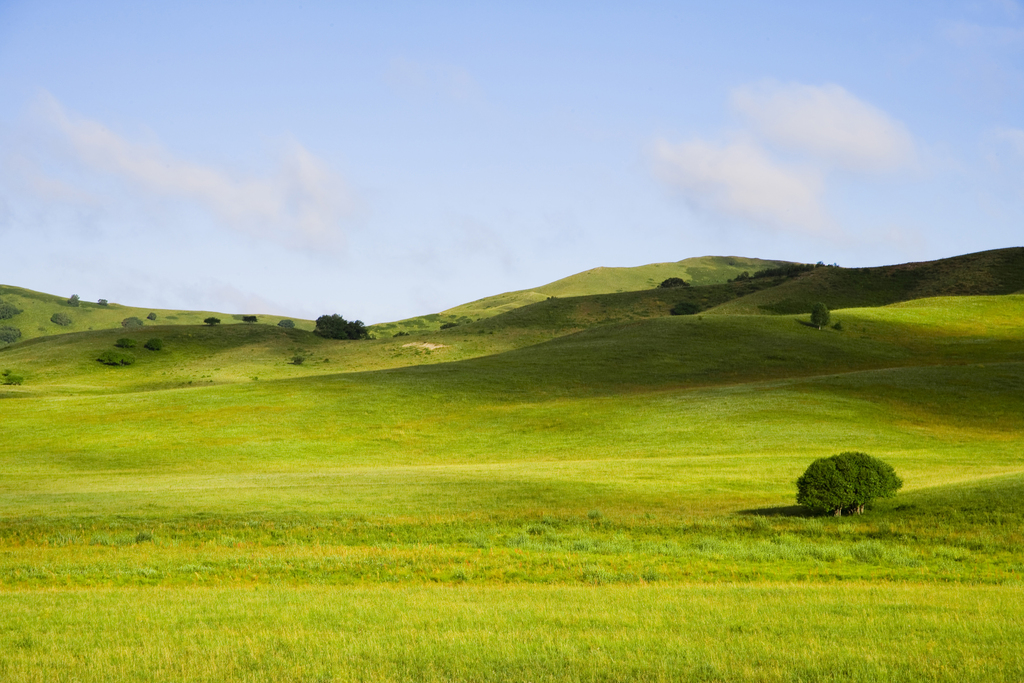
<box><xmin>1</xmin><ymin>254</ymin><xmax>1023</xmax><ymax>681</ymax></box>
<box><xmin>370</xmin><ymin>255</ymin><xmax>792</xmax><ymax>335</ymax></box>
<box><xmin>709</xmin><ymin>246</ymin><xmax>1024</xmax><ymax>315</ymax></box>
<box><xmin>0</xmin><ymin>284</ymin><xmax>313</xmax><ymax>345</ymax></box>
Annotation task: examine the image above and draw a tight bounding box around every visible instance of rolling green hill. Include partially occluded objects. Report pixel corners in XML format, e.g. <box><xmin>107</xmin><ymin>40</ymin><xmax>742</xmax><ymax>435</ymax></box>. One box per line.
<box><xmin>1</xmin><ymin>250</ymin><xmax>1023</xmax><ymax>681</ymax></box>
<box><xmin>0</xmin><ymin>284</ymin><xmax>314</xmax><ymax>345</ymax></box>
<box><xmin>369</xmin><ymin>255</ymin><xmax>793</xmax><ymax>335</ymax></box>
<box><xmin>708</xmin><ymin>246</ymin><xmax>1024</xmax><ymax>314</ymax></box>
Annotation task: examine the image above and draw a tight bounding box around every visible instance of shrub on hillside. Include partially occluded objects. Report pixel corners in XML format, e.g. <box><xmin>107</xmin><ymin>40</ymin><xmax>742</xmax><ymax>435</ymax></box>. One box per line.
<box><xmin>97</xmin><ymin>350</ymin><xmax>135</xmax><ymax>366</ymax></box>
<box><xmin>0</xmin><ymin>327</ymin><xmax>21</xmax><ymax>344</ymax></box>
<box><xmin>115</xmin><ymin>338</ymin><xmax>137</xmax><ymax>349</ymax></box>
<box><xmin>67</xmin><ymin>294</ymin><xmax>80</xmax><ymax>307</ymax></box>
<box><xmin>291</xmin><ymin>355</ymin><xmax>306</xmax><ymax>365</ymax></box>
<box><xmin>658</xmin><ymin>277</ymin><xmax>689</xmax><ymax>288</ymax></box>
<box><xmin>121</xmin><ymin>317</ymin><xmax>144</xmax><ymax>329</ymax></box>
<box><xmin>314</xmin><ymin>314</ymin><xmax>368</xmax><ymax>340</ymax></box>
<box><xmin>670</xmin><ymin>301</ymin><xmax>700</xmax><ymax>316</ymax></box>
<box><xmin>1</xmin><ymin>369</ymin><xmax>23</xmax><ymax>385</ymax></box>
<box><xmin>277</xmin><ymin>319</ymin><xmax>295</xmax><ymax>328</ymax></box>
<box><xmin>51</xmin><ymin>312</ymin><xmax>72</xmax><ymax>326</ymax></box>
<box><xmin>796</xmin><ymin>452</ymin><xmax>902</xmax><ymax>516</ymax></box>
<box><xmin>97</xmin><ymin>299</ymin><xmax>108</xmax><ymax>306</ymax></box>
<box><xmin>147</xmin><ymin>312</ymin><xmax>157</xmax><ymax>321</ymax></box>
<box><xmin>204</xmin><ymin>317</ymin><xmax>221</xmax><ymax>326</ymax></box>
<box><xmin>440</xmin><ymin>322</ymin><xmax>459</xmax><ymax>329</ymax></box>
<box><xmin>242</xmin><ymin>315</ymin><xmax>258</xmax><ymax>324</ymax></box>
<box><xmin>0</xmin><ymin>300</ymin><xmax>22</xmax><ymax>319</ymax></box>
<box><xmin>144</xmin><ymin>338</ymin><xmax>163</xmax><ymax>351</ymax></box>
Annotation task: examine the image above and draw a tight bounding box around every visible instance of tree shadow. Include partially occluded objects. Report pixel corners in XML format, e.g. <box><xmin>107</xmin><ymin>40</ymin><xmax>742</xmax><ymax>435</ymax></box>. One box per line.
<box><xmin>736</xmin><ymin>505</ymin><xmax>814</xmax><ymax>518</ymax></box>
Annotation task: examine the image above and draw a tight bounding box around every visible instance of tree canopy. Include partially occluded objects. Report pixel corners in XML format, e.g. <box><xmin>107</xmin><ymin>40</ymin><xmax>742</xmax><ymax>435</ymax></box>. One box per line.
<box><xmin>315</xmin><ymin>314</ymin><xmax>369</xmax><ymax>340</ymax></box>
<box><xmin>658</xmin><ymin>277</ymin><xmax>689</xmax><ymax>288</ymax></box>
<box><xmin>204</xmin><ymin>317</ymin><xmax>221</xmax><ymax>326</ymax></box>
<box><xmin>796</xmin><ymin>452</ymin><xmax>902</xmax><ymax>516</ymax></box>
<box><xmin>810</xmin><ymin>302</ymin><xmax>831</xmax><ymax>329</ymax></box>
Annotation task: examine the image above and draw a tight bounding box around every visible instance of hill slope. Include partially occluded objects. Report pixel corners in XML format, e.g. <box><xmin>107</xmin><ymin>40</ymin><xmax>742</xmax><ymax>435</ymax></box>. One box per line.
<box><xmin>370</xmin><ymin>255</ymin><xmax>793</xmax><ymax>335</ymax></box>
<box><xmin>708</xmin><ymin>247</ymin><xmax>1024</xmax><ymax>315</ymax></box>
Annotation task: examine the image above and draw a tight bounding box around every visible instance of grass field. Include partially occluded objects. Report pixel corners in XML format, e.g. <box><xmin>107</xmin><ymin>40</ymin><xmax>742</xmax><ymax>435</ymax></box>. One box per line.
<box><xmin>1</xmin><ymin>254</ymin><xmax>1023</xmax><ymax>680</ymax></box>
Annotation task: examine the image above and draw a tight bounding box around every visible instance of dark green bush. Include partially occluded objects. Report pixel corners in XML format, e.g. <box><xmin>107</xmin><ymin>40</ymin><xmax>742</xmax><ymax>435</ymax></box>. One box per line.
<box><xmin>242</xmin><ymin>315</ymin><xmax>258</xmax><ymax>324</ymax></box>
<box><xmin>144</xmin><ymin>338</ymin><xmax>163</xmax><ymax>351</ymax></box>
<box><xmin>658</xmin><ymin>277</ymin><xmax>689</xmax><ymax>288</ymax></box>
<box><xmin>67</xmin><ymin>294</ymin><xmax>80</xmax><ymax>307</ymax></box>
<box><xmin>277</xmin><ymin>319</ymin><xmax>295</xmax><ymax>329</ymax></box>
<box><xmin>97</xmin><ymin>299</ymin><xmax>108</xmax><ymax>306</ymax></box>
<box><xmin>797</xmin><ymin>452</ymin><xmax>902</xmax><ymax>516</ymax></box>
<box><xmin>147</xmin><ymin>312</ymin><xmax>157</xmax><ymax>321</ymax></box>
<box><xmin>115</xmin><ymin>338</ymin><xmax>137</xmax><ymax>349</ymax></box>
<box><xmin>204</xmin><ymin>317</ymin><xmax>221</xmax><ymax>326</ymax></box>
<box><xmin>51</xmin><ymin>312</ymin><xmax>72</xmax><ymax>326</ymax></box>
<box><xmin>97</xmin><ymin>350</ymin><xmax>135</xmax><ymax>366</ymax></box>
<box><xmin>0</xmin><ymin>300</ymin><xmax>22</xmax><ymax>319</ymax></box>
<box><xmin>440</xmin><ymin>322</ymin><xmax>459</xmax><ymax>329</ymax></box>
<box><xmin>121</xmin><ymin>317</ymin><xmax>144</xmax><ymax>329</ymax></box>
<box><xmin>1</xmin><ymin>369</ymin><xmax>23</xmax><ymax>385</ymax></box>
<box><xmin>670</xmin><ymin>301</ymin><xmax>700</xmax><ymax>316</ymax></box>
<box><xmin>0</xmin><ymin>327</ymin><xmax>21</xmax><ymax>344</ymax></box>
<box><xmin>291</xmin><ymin>355</ymin><xmax>306</xmax><ymax>365</ymax></box>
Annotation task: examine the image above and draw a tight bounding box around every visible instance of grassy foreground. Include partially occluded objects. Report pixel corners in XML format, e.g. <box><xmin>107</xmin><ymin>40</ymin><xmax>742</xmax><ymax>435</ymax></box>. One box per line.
<box><xmin>2</xmin><ymin>584</ymin><xmax>1022</xmax><ymax>682</ymax></box>
<box><xmin>1</xmin><ymin>286</ymin><xmax>1022</xmax><ymax>680</ymax></box>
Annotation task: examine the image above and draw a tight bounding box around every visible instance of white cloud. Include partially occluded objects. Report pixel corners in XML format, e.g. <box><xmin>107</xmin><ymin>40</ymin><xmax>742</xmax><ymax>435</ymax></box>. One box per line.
<box><xmin>731</xmin><ymin>82</ymin><xmax>917</xmax><ymax>172</ymax></box>
<box><xmin>20</xmin><ymin>92</ymin><xmax>355</xmax><ymax>250</ymax></box>
<box><xmin>653</xmin><ymin>138</ymin><xmax>830</xmax><ymax>234</ymax></box>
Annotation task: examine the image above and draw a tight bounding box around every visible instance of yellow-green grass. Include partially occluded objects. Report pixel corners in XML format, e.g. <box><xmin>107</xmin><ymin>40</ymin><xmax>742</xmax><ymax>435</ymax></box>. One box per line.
<box><xmin>1</xmin><ymin>584</ymin><xmax>1022</xmax><ymax>682</ymax></box>
<box><xmin>1</xmin><ymin>292</ymin><xmax>1022</xmax><ymax>679</ymax></box>
<box><xmin>370</xmin><ymin>255</ymin><xmax>792</xmax><ymax>335</ymax></box>
<box><xmin>0</xmin><ymin>284</ymin><xmax>313</xmax><ymax>344</ymax></box>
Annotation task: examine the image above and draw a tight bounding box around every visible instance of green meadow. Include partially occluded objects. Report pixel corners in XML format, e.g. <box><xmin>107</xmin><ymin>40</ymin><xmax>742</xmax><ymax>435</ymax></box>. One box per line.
<box><xmin>1</xmin><ymin>250</ymin><xmax>1023</xmax><ymax>681</ymax></box>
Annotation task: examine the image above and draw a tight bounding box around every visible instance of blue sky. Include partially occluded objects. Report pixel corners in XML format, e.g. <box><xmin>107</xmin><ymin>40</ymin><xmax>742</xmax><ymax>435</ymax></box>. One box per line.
<box><xmin>1</xmin><ymin>1</ymin><xmax>1022</xmax><ymax>323</ymax></box>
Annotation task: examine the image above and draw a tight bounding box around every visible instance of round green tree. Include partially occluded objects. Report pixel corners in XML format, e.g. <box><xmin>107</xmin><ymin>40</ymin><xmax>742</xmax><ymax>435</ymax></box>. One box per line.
<box><xmin>810</xmin><ymin>302</ymin><xmax>831</xmax><ymax>329</ymax></box>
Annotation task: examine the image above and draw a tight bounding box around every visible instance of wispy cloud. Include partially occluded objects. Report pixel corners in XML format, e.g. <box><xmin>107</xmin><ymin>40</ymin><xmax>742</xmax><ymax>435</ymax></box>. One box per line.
<box><xmin>732</xmin><ymin>82</ymin><xmax>917</xmax><ymax>172</ymax></box>
<box><xmin>7</xmin><ymin>92</ymin><xmax>356</xmax><ymax>250</ymax></box>
<box><xmin>653</xmin><ymin>138</ymin><xmax>829</xmax><ymax>234</ymax></box>
<box><xmin>653</xmin><ymin>82</ymin><xmax>917</xmax><ymax>236</ymax></box>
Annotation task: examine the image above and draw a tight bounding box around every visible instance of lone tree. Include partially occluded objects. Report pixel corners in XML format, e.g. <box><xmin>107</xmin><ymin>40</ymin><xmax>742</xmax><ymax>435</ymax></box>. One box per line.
<box><xmin>810</xmin><ymin>302</ymin><xmax>831</xmax><ymax>329</ymax></box>
<box><xmin>97</xmin><ymin>299</ymin><xmax>108</xmax><ymax>306</ymax></box>
<box><xmin>277</xmin><ymin>319</ymin><xmax>295</xmax><ymax>328</ymax></box>
<box><xmin>204</xmin><ymin>317</ymin><xmax>221</xmax><ymax>326</ymax></box>
<box><xmin>121</xmin><ymin>317</ymin><xmax>144</xmax><ymax>328</ymax></box>
<box><xmin>314</xmin><ymin>314</ymin><xmax>369</xmax><ymax>340</ymax></box>
<box><xmin>797</xmin><ymin>452</ymin><xmax>902</xmax><ymax>516</ymax></box>
<box><xmin>658</xmin><ymin>277</ymin><xmax>689</xmax><ymax>288</ymax></box>
<box><xmin>51</xmin><ymin>312</ymin><xmax>72</xmax><ymax>326</ymax></box>
<box><xmin>67</xmin><ymin>294</ymin><xmax>80</xmax><ymax>307</ymax></box>
<box><xmin>242</xmin><ymin>315</ymin><xmax>258</xmax><ymax>324</ymax></box>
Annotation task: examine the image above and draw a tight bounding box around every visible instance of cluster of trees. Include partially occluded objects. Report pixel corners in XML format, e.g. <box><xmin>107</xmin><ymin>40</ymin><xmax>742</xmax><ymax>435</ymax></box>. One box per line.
<box><xmin>796</xmin><ymin>452</ymin><xmax>902</xmax><ymax>516</ymax></box>
<box><xmin>315</xmin><ymin>314</ymin><xmax>369</xmax><ymax>340</ymax></box>
<box><xmin>98</xmin><ymin>336</ymin><xmax>163</xmax><ymax>366</ymax></box>
<box><xmin>0</xmin><ymin>327</ymin><xmax>21</xmax><ymax>344</ymax></box>
<box><xmin>0</xmin><ymin>299</ymin><xmax>21</xmax><ymax>320</ymax></box>
<box><xmin>658</xmin><ymin>277</ymin><xmax>689</xmax><ymax>288</ymax></box>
